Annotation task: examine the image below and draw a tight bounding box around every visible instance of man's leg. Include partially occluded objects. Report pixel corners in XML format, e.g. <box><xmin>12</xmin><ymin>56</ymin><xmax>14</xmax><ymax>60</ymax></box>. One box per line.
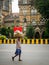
<box><xmin>12</xmin><ymin>54</ymin><xmax>18</xmax><ymax>61</ymax></box>
<box><xmin>19</xmin><ymin>54</ymin><xmax>22</xmax><ymax>61</ymax></box>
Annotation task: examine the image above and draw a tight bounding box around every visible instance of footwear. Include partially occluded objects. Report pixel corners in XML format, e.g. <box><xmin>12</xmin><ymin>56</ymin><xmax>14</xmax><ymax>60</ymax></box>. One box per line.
<box><xmin>12</xmin><ymin>57</ymin><xmax>14</xmax><ymax>61</ymax></box>
<box><xmin>19</xmin><ymin>59</ymin><xmax>22</xmax><ymax>61</ymax></box>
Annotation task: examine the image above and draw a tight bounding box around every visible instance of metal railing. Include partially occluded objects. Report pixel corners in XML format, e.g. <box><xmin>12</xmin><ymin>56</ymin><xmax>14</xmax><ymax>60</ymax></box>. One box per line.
<box><xmin>0</xmin><ymin>39</ymin><xmax>49</xmax><ymax>44</ymax></box>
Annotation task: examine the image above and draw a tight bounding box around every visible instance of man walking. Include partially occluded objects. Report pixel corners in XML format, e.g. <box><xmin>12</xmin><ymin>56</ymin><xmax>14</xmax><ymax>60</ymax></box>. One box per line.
<box><xmin>12</xmin><ymin>37</ymin><xmax>22</xmax><ymax>61</ymax></box>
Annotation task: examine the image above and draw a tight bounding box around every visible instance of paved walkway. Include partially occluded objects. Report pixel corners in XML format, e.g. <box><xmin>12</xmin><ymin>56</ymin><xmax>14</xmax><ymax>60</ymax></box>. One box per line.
<box><xmin>0</xmin><ymin>44</ymin><xmax>49</xmax><ymax>65</ymax></box>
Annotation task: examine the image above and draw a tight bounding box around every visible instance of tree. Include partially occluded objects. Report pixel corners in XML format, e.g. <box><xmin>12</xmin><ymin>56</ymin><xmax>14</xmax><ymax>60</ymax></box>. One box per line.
<box><xmin>31</xmin><ymin>0</ymin><xmax>49</xmax><ymax>38</ymax></box>
<box><xmin>0</xmin><ymin>28</ymin><xmax>1</xmax><ymax>34</ymax></box>
<box><xmin>45</xmin><ymin>20</ymin><xmax>49</xmax><ymax>38</ymax></box>
<box><xmin>1</xmin><ymin>27</ymin><xmax>7</xmax><ymax>35</ymax></box>
<box><xmin>9</xmin><ymin>28</ymin><xmax>14</xmax><ymax>38</ymax></box>
<box><xmin>26</xmin><ymin>24</ymin><xmax>34</xmax><ymax>39</ymax></box>
<box><xmin>0</xmin><ymin>27</ymin><xmax>14</xmax><ymax>38</ymax></box>
<box><xmin>31</xmin><ymin>0</ymin><xmax>49</xmax><ymax>19</ymax></box>
<box><xmin>6</xmin><ymin>27</ymin><xmax>14</xmax><ymax>38</ymax></box>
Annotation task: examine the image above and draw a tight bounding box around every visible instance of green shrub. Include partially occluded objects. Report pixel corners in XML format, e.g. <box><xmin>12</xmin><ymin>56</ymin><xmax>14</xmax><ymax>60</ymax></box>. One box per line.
<box><xmin>0</xmin><ymin>35</ymin><xmax>6</xmax><ymax>40</ymax></box>
<box><xmin>24</xmin><ymin>37</ymin><xmax>28</xmax><ymax>40</ymax></box>
<box><xmin>26</xmin><ymin>24</ymin><xmax>34</xmax><ymax>39</ymax></box>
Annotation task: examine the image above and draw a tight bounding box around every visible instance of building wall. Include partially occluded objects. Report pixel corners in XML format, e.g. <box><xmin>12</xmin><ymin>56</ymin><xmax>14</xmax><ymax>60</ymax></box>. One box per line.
<box><xmin>0</xmin><ymin>0</ymin><xmax>12</xmax><ymax>27</ymax></box>
<box><xmin>4</xmin><ymin>21</ymin><xmax>14</xmax><ymax>27</ymax></box>
<box><xmin>18</xmin><ymin>0</ymin><xmax>45</xmax><ymax>38</ymax></box>
<box><xmin>19</xmin><ymin>0</ymin><xmax>41</xmax><ymax>23</ymax></box>
<box><xmin>2</xmin><ymin>0</ymin><xmax>12</xmax><ymax>16</ymax></box>
<box><xmin>19</xmin><ymin>5</ymin><xmax>31</xmax><ymax>23</ymax></box>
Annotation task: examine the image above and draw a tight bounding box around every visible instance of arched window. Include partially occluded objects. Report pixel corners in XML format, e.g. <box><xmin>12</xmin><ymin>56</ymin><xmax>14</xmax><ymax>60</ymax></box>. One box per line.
<box><xmin>31</xmin><ymin>9</ymin><xmax>37</xmax><ymax>15</ymax></box>
<box><xmin>0</xmin><ymin>0</ymin><xmax>3</xmax><ymax>8</ymax></box>
<box><xmin>23</xmin><ymin>18</ymin><xmax>27</xmax><ymax>22</ymax></box>
<box><xmin>16</xmin><ymin>20</ymin><xmax>20</xmax><ymax>22</ymax></box>
<box><xmin>32</xmin><ymin>19</ymin><xmax>37</xmax><ymax>25</ymax></box>
<box><xmin>23</xmin><ymin>0</ymin><xmax>27</xmax><ymax>4</ymax></box>
<box><xmin>3</xmin><ymin>0</ymin><xmax>9</xmax><ymax>11</ymax></box>
<box><xmin>35</xmin><ymin>32</ymin><xmax>40</xmax><ymax>39</ymax></box>
<box><xmin>42</xmin><ymin>31</ymin><xmax>45</xmax><ymax>38</ymax></box>
<box><xmin>23</xmin><ymin>8</ymin><xmax>27</xmax><ymax>16</ymax></box>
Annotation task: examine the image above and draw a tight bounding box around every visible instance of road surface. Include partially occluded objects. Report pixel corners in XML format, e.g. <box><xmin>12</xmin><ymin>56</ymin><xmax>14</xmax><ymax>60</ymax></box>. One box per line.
<box><xmin>0</xmin><ymin>44</ymin><xmax>49</xmax><ymax>65</ymax></box>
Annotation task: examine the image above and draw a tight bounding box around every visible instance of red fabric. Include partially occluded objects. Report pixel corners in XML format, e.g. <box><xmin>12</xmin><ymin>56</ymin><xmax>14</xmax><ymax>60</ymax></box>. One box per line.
<box><xmin>14</xmin><ymin>27</ymin><xmax>22</xmax><ymax>32</ymax></box>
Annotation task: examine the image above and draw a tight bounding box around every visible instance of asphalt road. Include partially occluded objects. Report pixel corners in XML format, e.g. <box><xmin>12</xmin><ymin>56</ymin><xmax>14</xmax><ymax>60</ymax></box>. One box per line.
<box><xmin>0</xmin><ymin>44</ymin><xmax>49</xmax><ymax>65</ymax></box>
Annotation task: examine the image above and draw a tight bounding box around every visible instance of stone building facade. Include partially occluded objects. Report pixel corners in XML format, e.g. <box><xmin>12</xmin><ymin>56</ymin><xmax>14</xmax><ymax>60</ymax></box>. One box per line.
<box><xmin>18</xmin><ymin>0</ymin><xmax>45</xmax><ymax>38</ymax></box>
<box><xmin>0</xmin><ymin>0</ymin><xmax>45</xmax><ymax>38</ymax></box>
<box><xmin>4</xmin><ymin>13</ymin><xmax>19</xmax><ymax>27</ymax></box>
<box><xmin>0</xmin><ymin>0</ymin><xmax>12</xmax><ymax>27</ymax></box>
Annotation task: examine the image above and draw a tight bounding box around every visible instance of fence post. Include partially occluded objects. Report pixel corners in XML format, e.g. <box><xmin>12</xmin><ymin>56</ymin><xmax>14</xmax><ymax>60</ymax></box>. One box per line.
<box><xmin>7</xmin><ymin>39</ymin><xmax>9</xmax><ymax>44</ymax></box>
<box><xmin>36</xmin><ymin>39</ymin><xmax>39</xmax><ymax>44</ymax></box>
<box><xmin>32</xmin><ymin>39</ymin><xmax>34</xmax><ymax>44</ymax></box>
<box><xmin>27</xmin><ymin>39</ymin><xmax>30</xmax><ymax>44</ymax></box>
<box><xmin>40</xmin><ymin>39</ymin><xmax>43</xmax><ymax>44</ymax></box>
<box><xmin>11</xmin><ymin>39</ymin><xmax>13</xmax><ymax>44</ymax></box>
<box><xmin>23</xmin><ymin>39</ymin><xmax>25</xmax><ymax>44</ymax></box>
<box><xmin>0</xmin><ymin>40</ymin><xmax>2</xmax><ymax>44</ymax></box>
<box><xmin>4</xmin><ymin>39</ymin><xmax>6</xmax><ymax>44</ymax></box>
<box><xmin>45</xmin><ymin>39</ymin><xmax>48</xmax><ymax>44</ymax></box>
